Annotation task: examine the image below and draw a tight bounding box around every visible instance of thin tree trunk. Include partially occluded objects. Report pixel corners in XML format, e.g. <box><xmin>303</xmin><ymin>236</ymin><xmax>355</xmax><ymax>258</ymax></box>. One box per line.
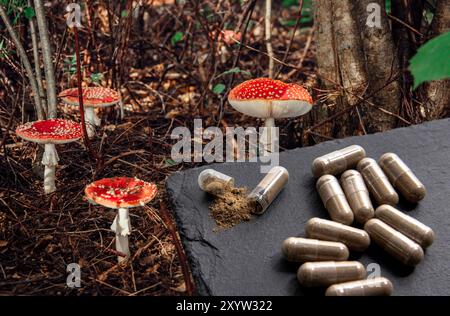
<box><xmin>0</xmin><ymin>4</ymin><xmax>44</xmax><ymax>120</ymax></box>
<box><xmin>331</xmin><ymin>0</ymin><xmax>369</xmax><ymax>136</ymax></box>
<box><xmin>311</xmin><ymin>0</ymin><xmax>338</xmax><ymax>139</ymax></box>
<box><xmin>28</xmin><ymin>0</ymin><xmax>47</xmax><ymax>116</ymax></box>
<box><xmin>265</xmin><ymin>0</ymin><xmax>274</xmax><ymax>78</ymax></box>
<box><xmin>34</xmin><ymin>0</ymin><xmax>57</xmax><ymax>119</ymax></box>
<box><xmin>356</xmin><ymin>0</ymin><xmax>401</xmax><ymax>132</ymax></box>
<box><xmin>423</xmin><ymin>0</ymin><xmax>450</xmax><ymax>118</ymax></box>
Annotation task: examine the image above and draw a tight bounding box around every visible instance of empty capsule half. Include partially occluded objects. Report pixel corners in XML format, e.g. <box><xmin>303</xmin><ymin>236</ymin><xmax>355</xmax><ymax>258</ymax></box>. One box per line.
<box><xmin>325</xmin><ymin>277</ymin><xmax>393</xmax><ymax>296</ymax></box>
<box><xmin>297</xmin><ymin>261</ymin><xmax>366</xmax><ymax>287</ymax></box>
<box><xmin>247</xmin><ymin>166</ymin><xmax>289</xmax><ymax>214</ymax></box>
<box><xmin>378</xmin><ymin>153</ymin><xmax>426</xmax><ymax>203</ymax></box>
<box><xmin>312</xmin><ymin>145</ymin><xmax>366</xmax><ymax>178</ymax></box>
<box><xmin>357</xmin><ymin>158</ymin><xmax>399</xmax><ymax>206</ymax></box>
<box><xmin>340</xmin><ymin>170</ymin><xmax>374</xmax><ymax>224</ymax></box>
<box><xmin>316</xmin><ymin>175</ymin><xmax>354</xmax><ymax>225</ymax></box>
<box><xmin>375</xmin><ymin>205</ymin><xmax>435</xmax><ymax>248</ymax></box>
<box><xmin>198</xmin><ymin>169</ymin><xmax>234</xmax><ymax>195</ymax></box>
<box><xmin>364</xmin><ymin>219</ymin><xmax>424</xmax><ymax>266</ymax></box>
<box><xmin>305</xmin><ymin>218</ymin><xmax>370</xmax><ymax>251</ymax></box>
<box><xmin>282</xmin><ymin>237</ymin><xmax>349</xmax><ymax>262</ymax></box>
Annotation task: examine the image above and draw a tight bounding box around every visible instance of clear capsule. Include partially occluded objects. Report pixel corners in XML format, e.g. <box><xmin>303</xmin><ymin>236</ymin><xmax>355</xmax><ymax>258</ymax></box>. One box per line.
<box><xmin>198</xmin><ymin>169</ymin><xmax>234</xmax><ymax>195</ymax></box>
<box><xmin>247</xmin><ymin>166</ymin><xmax>289</xmax><ymax>214</ymax></box>
<box><xmin>340</xmin><ymin>170</ymin><xmax>374</xmax><ymax>224</ymax></box>
<box><xmin>316</xmin><ymin>175</ymin><xmax>354</xmax><ymax>225</ymax></box>
<box><xmin>378</xmin><ymin>153</ymin><xmax>426</xmax><ymax>203</ymax></box>
<box><xmin>325</xmin><ymin>277</ymin><xmax>394</xmax><ymax>296</ymax></box>
<box><xmin>297</xmin><ymin>261</ymin><xmax>366</xmax><ymax>287</ymax></box>
<box><xmin>375</xmin><ymin>204</ymin><xmax>435</xmax><ymax>248</ymax></box>
<box><xmin>357</xmin><ymin>158</ymin><xmax>399</xmax><ymax>206</ymax></box>
<box><xmin>305</xmin><ymin>218</ymin><xmax>370</xmax><ymax>251</ymax></box>
<box><xmin>282</xmin><ymin>237</ymin><xmax>349</xmax><ymax>263</ymax></box>
<box><xmin>311</xmin><ymin>145</ymin><xmax>366</xmax><ymax>178</ymax></box>
<box><xmin>364</xmin><ymin>219</ymin><xmax>424</xmax><ymax>266</ymax></box>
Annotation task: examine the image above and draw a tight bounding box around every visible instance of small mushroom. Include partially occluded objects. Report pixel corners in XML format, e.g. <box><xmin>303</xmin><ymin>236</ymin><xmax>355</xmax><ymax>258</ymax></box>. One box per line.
<box><xmin>59</xmin><ymin>87</ymin><xmax>120</xmax><ymax>138</ymax></box>
<box><xmin>16</xmin><ymin>119</ymin><xmax>82</xmax><ymax>194</ymax></box>
<box><xmin>85</xmin><ymin>177</ymin><xmax>158</xmax><ymax>263</ymax></box>
<box><xmin>228</xmin><ymin>78</ymin><xmax>312</xmax><ymax>154</ymax></box>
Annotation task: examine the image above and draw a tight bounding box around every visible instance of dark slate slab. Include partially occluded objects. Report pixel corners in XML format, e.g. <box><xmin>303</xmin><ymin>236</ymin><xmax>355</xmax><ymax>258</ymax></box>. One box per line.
<box><xmin>166</xmin><ymin>119</ymin><xmax>450</xmax><ymax>296</ymax></box>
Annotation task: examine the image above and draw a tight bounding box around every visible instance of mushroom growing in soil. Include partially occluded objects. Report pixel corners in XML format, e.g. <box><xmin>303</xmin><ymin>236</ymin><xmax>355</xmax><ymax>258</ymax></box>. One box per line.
<box><xmin>228</xmin><ymin>78</ymin><xmax>312</xmax><ymax>154</ymax></box>
<box><xmin>59</xmin><ymin>87</ymin><xmax>120</xmax><ymax>138</ymax></box>
<box><xmin>16</xmin><ymin>119</ymin><xmax>82</xmax><ymax>194</ymax></box>
<box><xmin>85</xmin><ymin>177</ymin><xmax>158</xmax><ymax>262</ymax></box>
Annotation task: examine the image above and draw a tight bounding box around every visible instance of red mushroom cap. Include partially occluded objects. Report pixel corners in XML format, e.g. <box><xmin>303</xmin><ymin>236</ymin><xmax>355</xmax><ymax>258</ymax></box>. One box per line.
<box><xmin>229</xmin><ymin>78</ymin><xmax>312</xmax><ymax>103</ymax></box>
<box><xmin>85</xmin><ymin>177</ymin><xmax>158</xmax><ymax>209</ymax></box>
<box><xmin>16</xmin><ymin>119</ymin><xmax>83</xmax><ymax>144</ymax></box>
<box><xmin>59</xmin><ymin>87</ymin><xmax>120</xmax><ymax>107</ymax></box>
<box><xmin>228</xmin><ymin>78</ymin><xmax>313</xmax><ymax>118</ymax></box>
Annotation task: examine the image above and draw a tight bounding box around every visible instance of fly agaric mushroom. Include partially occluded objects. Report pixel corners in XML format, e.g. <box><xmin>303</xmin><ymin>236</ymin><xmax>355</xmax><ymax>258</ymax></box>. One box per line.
<box><xmin>85</xmin><ymin>177</ymin><xmax>158</xmax><ymax>262</ymax></box>
<box><xmin>228</xmin><ymin>78</ymin><xmax>312</xmax><ymax>154</ymax></box>
<box><xmin>16</xmin><ymin>119</ymin><xmax>82</xmax><ymax>194</ymax></box>
<box><xmin>59</xmin><ymin>87</ymin><xmax>120</xmax><ymax>138</ymax></box>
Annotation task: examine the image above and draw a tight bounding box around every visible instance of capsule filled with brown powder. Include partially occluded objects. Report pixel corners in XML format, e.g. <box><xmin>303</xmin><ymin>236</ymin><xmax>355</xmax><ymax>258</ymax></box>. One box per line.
<box><xmin>378</xmin><ymin>153</ymin><xmax>426</xmax><ymax>203</ymax></box>
<box><xmin>198</xmin><ymin>169</ymin><xmax>234</xmax><ymax>195</ymax></box>
<box><xmin>375</xmin><ymin>204</ymin><xmax>435</xmax><ymax>248</ymax></box>
<box><xmin>305</xmin><ymin>217</ymin><xmax>370</xmax><ymax>251</ymax></box>
<box><xmin>297</xmin><ymin>261</ymin><xmax>366</xmax><ymax>287</ymax></box>
<box><xmin>247</xmin><ymin>166</ymin><xmax>289</xmax><ymax>214</ymax></box>
<box><xmin>311</xmin><ymin>145</ymin><xmax>366</xmax><ymax>178</ymax></box>
<box><xmin>325</xmin><ymin>277</ymin><xmax>393</xmax><ymax>296</ymax></box>
<box><xmin>316</xmin><ymin>175</ymin><xmax>354</xmax><ymax>225</ymax></box>
<box><xmin>282</xmin><ymin>237</ymin><xmax>349</xmax><ymax>263</ymax></box>
<box><xmin>357</xmin><ymin>158</ymin><xmax>399</xmax><ymax>206</ymax></box>
<box><xmin>364</xmin><ymin>219</ymin><xmax>424</xmax><ymax>266</ymax></box>
<box><xmin>340</xmin><ymin>170</ymin><xmax>374</xmax><ymax>224</ymax></box>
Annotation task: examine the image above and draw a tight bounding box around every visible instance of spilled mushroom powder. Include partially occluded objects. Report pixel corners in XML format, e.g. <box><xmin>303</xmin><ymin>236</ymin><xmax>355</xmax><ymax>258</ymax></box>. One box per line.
<box><xmin>209</xmin><ymin>183</ymin><xmax>254</xmax><ymax>230</ymax></box>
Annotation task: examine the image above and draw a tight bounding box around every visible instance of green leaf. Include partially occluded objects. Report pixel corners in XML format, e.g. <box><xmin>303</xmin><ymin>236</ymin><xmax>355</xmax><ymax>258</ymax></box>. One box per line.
<box><xmin>282</xmin><ymin>0</ymin><xmax>298</xmax><ymax>7</ymax></box>
<box><xmin>215</xmin><ymin>67</ymin><xmax>251</xmax><ymax>79</ymax></box>
<box><xmin>121</xmin><ymin>10</ymin><xmax>128</xmax><ymax>18</ymax></box>
<box><xmin>212</xmin><ymin>83</ymin><xmax>226</xmax><ymax>95</ymax></box>
<box><xmin>279</xmin><ymin>19</ymin><xmax>297</xmax><ymax>27</ymax></box>
<box><xmin>409</xmin><ymin>31</ymin><xmax>450</xmax><ymax>89</ymax></box>
<box><xmin>171</xmin><ymin>31</ymin><xmax>184</xmax><ymax>46</ymax></box>
<box><xmin>23</xmin><ymin>6</ymin><xmax>35</xmax><ymax>19</ymax></box>
<box><xmin>164</xmin><ymin>158</ymin><xmax>178</xmax><ymax>167</ymax></box>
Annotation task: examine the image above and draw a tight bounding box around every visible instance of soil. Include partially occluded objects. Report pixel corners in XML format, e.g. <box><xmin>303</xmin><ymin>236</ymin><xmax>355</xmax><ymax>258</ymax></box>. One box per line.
<box><xmin>209</xmin><ymin>184</ymin><xmax>254</xmax><ymax>230</ymax></box>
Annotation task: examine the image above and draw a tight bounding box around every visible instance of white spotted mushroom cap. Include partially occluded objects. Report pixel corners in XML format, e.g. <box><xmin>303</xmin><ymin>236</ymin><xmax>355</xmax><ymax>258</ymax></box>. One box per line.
<box><xmin>85</xmin><ymin>177</ymin><xmax>158</xmax><ymax>209</ymax></box>
<box><xmin>228</xmin><ymin>78</ymin><xmax>313</xmax><ymax>118</ymax></box>
<box><xmin>15</xmin><ymin>119</ymin><xmax>83</xmax><ymax>144</ymax></box>
<box><xmin>59</xmin><ymin>87</ymin><xmax>120</xmax><ymax>108</ymax></box>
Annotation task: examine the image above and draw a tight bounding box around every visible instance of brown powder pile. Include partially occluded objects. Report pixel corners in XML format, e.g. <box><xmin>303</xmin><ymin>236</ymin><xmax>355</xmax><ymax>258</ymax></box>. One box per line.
<box><xmin>209</xmin><ymin>184</ymin><xmax>255</xmax><ymax>230</ymax></box>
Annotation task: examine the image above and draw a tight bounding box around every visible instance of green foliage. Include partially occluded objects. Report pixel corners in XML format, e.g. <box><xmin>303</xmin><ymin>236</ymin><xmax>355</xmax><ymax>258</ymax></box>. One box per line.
<box><xmin>0</xmin><ymin>39</ymin><xmax>10</xmax><ymax>59</ymax></box>
<box><xmin>280</xmin><ymin>0</ymin><xmax>313</xmax><ymax>25</ymax></box>
<box><xmin>212</xmin><ymin>83</ymin><xmax>226</xmax><ymax>95</ymax></box>
<box><xmin>23</xmin><ymin>6</ymin><xmax>34</xmax><ymax>19</ymax></box>
<box><xmin>164</xmin><ymin>158</ymin><xmax>178</xmax><ymax>167</ymax></box>
<box><xmin>215</xmin><ymin>67</ymin><xmax>251</xmax><ymax>80</ymax></box>
<box><xmin>0</xmin><ymin>0</ymin><xmax>31</xmax><ymax>24</ymax></box>
<box><xmin>90</xmin><ymin>73</ymin><xmax>104</xmax><ymax>86</ymax></box>
<box><xmin>63</xmin><ymin>55</ymin><xmax>79</xmax><ymax>76</ymax></box>
<box><xmin>409</xmin><ymin>31</ymin><xmax>450</xmax><ymax>89</ymax></box>
<box><xmin>171</xmin><ymin>31</ymin><xmax>184</xmax><ymax>46</ymax></box>
<box><xmin>121</xmin><ymin>9</ymin><xmax>128</xmax><ymax>18</ymax></box>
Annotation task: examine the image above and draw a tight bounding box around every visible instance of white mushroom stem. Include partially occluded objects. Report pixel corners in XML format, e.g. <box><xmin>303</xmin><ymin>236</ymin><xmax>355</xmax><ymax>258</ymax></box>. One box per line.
<box><xmin>110</xmin><ymin>207</ymin><xmax>131</xmax><ymax>263</ymax></box>
<box><xmin>41</xmin><ymin>143</ymin><xmax>59</xmax><ymax>194</ymax></box>
<box><xmin>262</xmin><ymin>117</ymin><xmax>276</xmax><ymax>155</ymax></box>
<box><xmin>84</xmin><ymin>107</ymin><xmax>100</xmax><ymax>138</ymax></box>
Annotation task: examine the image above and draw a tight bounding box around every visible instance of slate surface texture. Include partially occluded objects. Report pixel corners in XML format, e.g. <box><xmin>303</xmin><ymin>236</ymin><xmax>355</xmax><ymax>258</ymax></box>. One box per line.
<box><xmin>166</xmin><ymin>119</ymin><xmax>450</xmax><ymax>296</ymax></box>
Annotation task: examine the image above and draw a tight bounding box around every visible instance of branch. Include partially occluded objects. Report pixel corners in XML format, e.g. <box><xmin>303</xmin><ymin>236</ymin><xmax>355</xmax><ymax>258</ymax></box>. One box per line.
<box><xmin>0</xmin><ymin>4</ymin><xmax>44</xmax><ymax>120</ymax></box>
<box><xmin>33</xmin><ymin>0</ymin><xmax>57</xmax><ymax>118</ymax></box>
<box><xmin>265</xmin><ymin>0</ymin><xmax>274</xmax><ymax>78</ymax></box>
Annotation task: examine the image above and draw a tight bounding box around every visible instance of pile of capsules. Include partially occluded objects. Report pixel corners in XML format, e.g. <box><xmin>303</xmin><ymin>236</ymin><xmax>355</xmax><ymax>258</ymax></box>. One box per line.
<box><xmin>282</xmin><ymin>145</ymin><xmax>435</xmax><ymax>296</ymax></box>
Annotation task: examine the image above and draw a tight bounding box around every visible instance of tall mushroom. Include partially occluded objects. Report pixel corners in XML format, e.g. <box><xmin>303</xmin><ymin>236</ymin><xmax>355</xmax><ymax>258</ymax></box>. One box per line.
<box><xmin>16</xmin><ymin>118</ymin><xmax>82</xmax><ymax>194</ymax></box>
<box><xmin>228</xmin><ymin>78</ymin><xmax>312</xmax><ymax>154</ymax></box>
<box><xmin>85</xmin><ymin>177</ymin><xmax>158</xmax><ymax>262</ymax></box>
<box><xmin>59</xmin><ymin>87</ymin><xmax>120</xmax><ymax>138</ymax></box>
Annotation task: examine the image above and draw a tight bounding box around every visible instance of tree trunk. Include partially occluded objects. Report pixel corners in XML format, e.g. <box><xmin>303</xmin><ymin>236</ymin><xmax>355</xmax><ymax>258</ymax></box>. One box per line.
<box><xmin>0</xmin><ymin>4</ymin><xmax>44</xmax><ymax>120</ymax></box>
<box><xmin>34</xmin><ymin>0</ymin><xmax>57</xmax><ymax>119</ymax></box>
<box><xmin>356</xmin><ymin>0</ymin><xmax>402</xmax><ymax>132</ymax></box>
<box><xmin>422</xmin><ymin>0</ymin><xmax>450</xmax><ymax>119</ymax></box>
